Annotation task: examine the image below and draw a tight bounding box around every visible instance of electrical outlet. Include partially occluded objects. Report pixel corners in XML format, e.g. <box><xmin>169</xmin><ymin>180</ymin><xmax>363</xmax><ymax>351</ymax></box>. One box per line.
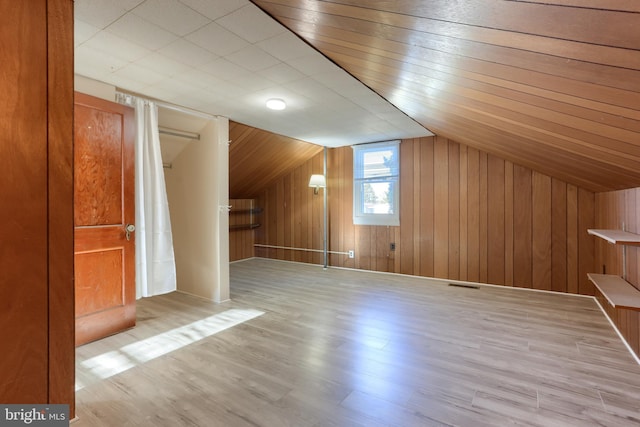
<box><xmin>390</xmin><ymin>242</ymin><xmax>396</xmax><ymax>251</ymax></box>
<box><xmin>348</xmin><ymin>250</ymin><xmax>354</xmax><ymax>259</ymax></box>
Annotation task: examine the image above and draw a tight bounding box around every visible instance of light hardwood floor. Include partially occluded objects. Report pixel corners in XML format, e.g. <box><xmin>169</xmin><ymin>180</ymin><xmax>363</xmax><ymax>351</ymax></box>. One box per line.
<box><xmin>74</xmin><ymin>258</ymin><xmax>640</xmax><ymax>426</ymax></box>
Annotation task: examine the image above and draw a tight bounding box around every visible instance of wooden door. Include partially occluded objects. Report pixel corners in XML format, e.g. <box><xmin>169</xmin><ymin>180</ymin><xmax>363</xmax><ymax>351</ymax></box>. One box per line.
<box><xmin>74</xmin><ymin>92</ymin><xmax>136</xmax><ymax>346</ymax></box>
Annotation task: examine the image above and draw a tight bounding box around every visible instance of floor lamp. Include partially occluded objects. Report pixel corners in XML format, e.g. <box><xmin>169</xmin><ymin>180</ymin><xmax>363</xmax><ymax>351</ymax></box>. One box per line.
<box><xmin>309</xmin><ymin>147</ymin><xmax>328</xmax><ymax>269</ymax></box>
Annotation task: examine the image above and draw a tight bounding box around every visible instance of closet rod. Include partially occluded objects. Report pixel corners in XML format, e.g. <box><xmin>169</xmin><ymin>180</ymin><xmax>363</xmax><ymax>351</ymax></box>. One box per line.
<box><xmin>115</xmin><ymin>89</ymin><xmax>217</xmax><ymax>121</ymax></box>
<box><xmin>159</xmin><ymin>127</ymin><xmax>200</xmax><ymax>141</ymax></box>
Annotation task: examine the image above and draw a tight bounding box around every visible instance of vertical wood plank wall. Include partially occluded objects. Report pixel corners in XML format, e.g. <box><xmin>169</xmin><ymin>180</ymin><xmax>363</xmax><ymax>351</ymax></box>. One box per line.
<box><xmin>229</xmin><ymin>199</ymin><xmax>257</xmax><ymax>261</ymax></box>
<box><xmin>594</xmin><ymin>189</ymin><xmax>640</xmax><ymax>357</ymax></box>
<box><xmin>0</xmin><ymin>0</ymin><xmax>74</xmax><ymax>411</ymax></box>
<box><xmin>255</xmin><ymin>136</ymin><xmax>596</xmax><ymax>296</ymax></box>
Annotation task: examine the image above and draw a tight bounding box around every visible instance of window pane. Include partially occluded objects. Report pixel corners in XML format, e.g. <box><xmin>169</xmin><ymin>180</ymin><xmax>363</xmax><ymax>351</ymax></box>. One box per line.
<box><xmin>352</xmin><ymin>140</ymin><xmax>400</xmax><ymax>226</ymax></box>
<box><xmin>361</xmin><ymin>181</ymin><xmax>394</xmax><ymax>214</ymax></box>
<box><xmin>363</xmin><ymin>148</ymin><xmax>397</xmax><ymax>178</ymax></box>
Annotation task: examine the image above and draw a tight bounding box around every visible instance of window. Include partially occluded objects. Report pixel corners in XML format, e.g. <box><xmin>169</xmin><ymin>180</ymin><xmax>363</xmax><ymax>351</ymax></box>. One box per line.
<box><xmin>353</xmin><ymin>140</ymin><xmax>400</xmax><ymax>226</ymax></box>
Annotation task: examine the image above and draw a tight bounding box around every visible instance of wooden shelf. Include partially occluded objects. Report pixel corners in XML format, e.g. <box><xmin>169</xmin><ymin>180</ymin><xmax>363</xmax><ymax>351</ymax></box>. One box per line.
<box><xmin>588</xmin><ymin>273</ymin><xmax>640</xmax><ymax>311</ymax></box>
<box><xmin>230</xmin><ymin>207</ymin><xmax>263</xmax><ymax>215</ymax></box>
<box><xmin>230</xmin><ymin>223</ymin><xmax>261</xmax><ymax>231</ymax></box>
<box><xmin>587</xmin><ymin>229</ymin><xmax>640</xmax><ymax>246</ymax></box>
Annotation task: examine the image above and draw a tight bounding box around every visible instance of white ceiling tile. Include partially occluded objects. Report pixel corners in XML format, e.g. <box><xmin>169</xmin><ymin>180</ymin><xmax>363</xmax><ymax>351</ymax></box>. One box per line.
<box><xmin>258</xmin><ymin>63</ymin><xmax>306</xmax><ymax>84</ymax></box>
<box><xmin>75</xmin><ymin>66</ymin><xmax>111</xmax><ymax>82</ymax></box>
<box><xmin>104</xmin><ymin>73</ymin><xmax>149</xmax><ymax>92</ymax></box>
<box><xmin>197</xmin><ymin>58</ymin><xmax>253</xmax><ymax>81</ymax></box>
<box><xmin>287</xmin><ymin>77</ymin><xmax>335</xmax><ymax>99</ymax></box>
<box><xmin>288</xmin><ymin>54</ymin><xmax>341</xmax><ymax>76</ymax></box>
<box><xmin>172</xmin><ymin>69</ymin><xmax>228</xmax><ymax>90</ymax></box>
<box><xmin>312</xmin><ymin>70</ymin><xmax>357</xmax><ymax>91</ymax></box>
<box><xmin>112</xmin><ymin>63</ymin><xmax>167</xmax><ymax>86</ymax></box>
<box><xmin>75</xmin><ymin>0</ymin><xmax>144</xmax><ymax>28</ymax></box>
<box><xmin>212</xmin><ymin>83</ymin><xmax>249</xmax><ymax>99</ymax></box>
<box><xmin>177</xmin><ymin>0</ymin><xmax>244</xmax><ymax>21</ymax></box>
<box><xmin>75</xmin><ymin>45</ymin><xmax>128</xmax><ymax>75</ymax></box>
<box><xmin>143</xmin><ymin>78</ymin><xmax>195</xmax><ymax>102</ymax></box>
<box><xmin>83</xmin><ymin>31</ymin><xmax>152</xmax><ymax>63</ymax></box>
<box><xmin>224</xmin><ymin>46</ymin><xmax>280</xmax><ymax>72</ymax></box>
<box><xmin>158</xmin><ymin>39</ymin><xmax>218</xmax><ymax>67</ymax></box>
<box><xmin>257</xmin><ymin>32</ymin><xmax>311</xmax><ymax>62</ymax></box>
<box><xmin>132</xmin><ymin>0</ymin><xmax>211</xmax><ymax>36</ymax></box>
<box><xmin>75</xmin><ymin>20</ymin><xmax>101</xmax><ymax>46</ymax></box>
<box><xmin>75</xmin><ymin>0</ymin><xmax>433</xmax><ymax>147</ymax></box>
<box><xmin>226</xmin><ymin>73</ymin><xmax>274</xmax><ymax>92</ymax></box>
<box><xmin>106</xmin><ymin>13</ymin><xmax>178</xmax><ymax>50</ymax></box>
<box><xmin>186</xmin><ymin>22</ymin><xmax>248</xmax><ymax>56</ymax></box>
<box><xmin>134</xmin><ymin>53</ymin><xmax>192</xmax><ymax>77</ymax></box>
<box><xmin>216</xmin><ymin>4</ymin><xmax>285</xmax><ymax>43</ymax></box>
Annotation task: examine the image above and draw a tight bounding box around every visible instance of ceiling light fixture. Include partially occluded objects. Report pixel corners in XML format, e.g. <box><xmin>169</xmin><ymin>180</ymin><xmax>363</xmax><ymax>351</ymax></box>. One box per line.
<box><xmin>266</xmin><ymin>98</ymin><xmax>286</xmax><ymax>110</ymax></box>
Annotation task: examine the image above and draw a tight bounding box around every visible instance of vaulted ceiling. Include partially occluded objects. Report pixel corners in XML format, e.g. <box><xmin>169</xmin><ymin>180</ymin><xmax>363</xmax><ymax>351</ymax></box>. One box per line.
<box><xmin>251</xmin><ymin>0</ymin><xmax>640</xmax><ymax>192</ymax></box>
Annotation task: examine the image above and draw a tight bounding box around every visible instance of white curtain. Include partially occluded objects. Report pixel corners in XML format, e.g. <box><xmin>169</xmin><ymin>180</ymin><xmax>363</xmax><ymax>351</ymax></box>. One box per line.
<box><xmin>134</xmin><ymin>98</ymin><xmax>177</xmax><ymax>298</ymax></box>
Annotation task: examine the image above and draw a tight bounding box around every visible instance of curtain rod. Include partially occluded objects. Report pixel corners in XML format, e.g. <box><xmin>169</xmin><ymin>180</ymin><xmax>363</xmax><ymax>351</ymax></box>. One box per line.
<box><xmin>115</xmin><ymin>89</ymin><xmax>218</xmax><ymax>121</ymax></box>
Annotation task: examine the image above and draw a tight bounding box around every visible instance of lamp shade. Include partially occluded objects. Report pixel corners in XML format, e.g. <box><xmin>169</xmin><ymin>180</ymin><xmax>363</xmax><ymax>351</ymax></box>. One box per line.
<box><xmin>308</xmin><ymin>174</ymin><xmax>326</xmax><ymax>188</ymax></box>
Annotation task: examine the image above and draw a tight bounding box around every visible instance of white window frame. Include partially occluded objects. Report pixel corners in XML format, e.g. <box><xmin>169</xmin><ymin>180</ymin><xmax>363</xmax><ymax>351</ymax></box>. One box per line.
<box><xmin>352</xmin><ymin>140</ymin><xmax>400</xmax><ymax>226</ymax></box>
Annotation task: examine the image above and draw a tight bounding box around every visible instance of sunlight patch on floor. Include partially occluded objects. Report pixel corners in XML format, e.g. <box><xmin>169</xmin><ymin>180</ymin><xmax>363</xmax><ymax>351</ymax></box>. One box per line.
<box><xmin>76</xmin><ymin>308</ymin><xmax>264</xmax><ymax>391</ymax></box>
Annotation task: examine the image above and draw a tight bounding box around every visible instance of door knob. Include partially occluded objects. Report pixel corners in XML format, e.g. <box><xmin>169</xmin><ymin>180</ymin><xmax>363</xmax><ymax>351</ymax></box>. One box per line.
<box><xmin>125</xmin><ymin>224</ymin><xmax>135</xmax><ymax>241</ymax></box>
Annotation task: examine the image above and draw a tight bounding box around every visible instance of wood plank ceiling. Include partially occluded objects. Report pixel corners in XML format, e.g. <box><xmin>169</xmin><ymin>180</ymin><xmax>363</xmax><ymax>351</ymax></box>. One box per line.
<box><xmin>230</xmin><ymin>120</ymin><xmax>323</xmax><ymax>198</ymax></box>
<box><xmin>251</xmin><ymin>0</ymin><xmax>640</xmax><ymax>192</ymax></box>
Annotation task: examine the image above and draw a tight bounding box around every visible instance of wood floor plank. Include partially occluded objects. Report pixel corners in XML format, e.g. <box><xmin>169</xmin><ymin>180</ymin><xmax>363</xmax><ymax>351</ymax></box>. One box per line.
<box><xmin>74</xmin><ymin>258</ymin><xmax>640</xmax><ymax>426</ymax></box>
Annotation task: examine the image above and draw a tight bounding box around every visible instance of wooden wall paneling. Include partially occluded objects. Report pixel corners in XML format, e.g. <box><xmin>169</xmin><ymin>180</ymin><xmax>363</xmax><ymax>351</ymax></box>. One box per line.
<box><xmin>626</xmin><ymin>190</ymin><xmax>638</xmax><ymax>284</ymax></box>
<box><xmin>284</xmin><ymin>175</ymin><xmax>292</xmax><ymax>261</ymax></box>
<box><xmin>254</xmin><ymin>194</ymin><xmax>265</xmax><ymax>258</ymax></box>
<box><xmin>343</xmin><ymin>147</ymin><xmax>355</xmax><ymax>269</ymax></box>
<box><xmin>420</xmin><ymin>137</ymin><xmax>435</xmax><ymax>277</ymax></box>
<box><xmin>400</xmin><ymin>139</ymin><xmax>415</xmax><ymax>274</ymax></box>
<box><xmin>633</xmin><ymin>189</ymin><xmax>640</xmax><ymax>286</ymax></box>
<box><xmin>459</xmin><ymin>144</ymin><xmax>469</xmax><ymax>281</ymax></box>
<box><xmin>276</xmin><ymin>178</ymin><xmax>285</xmax><ymax>260</ymax></box>
<box><xmin>616</xmin><ymin>190</ymin><xmax>627</xmax><ymax>274</ymax></box>
<box><xmin>636</xmin><ymin>189</ymin><xmax>640</xmax><ymax>288</ymax></box>
<box><xmin>412</xmin><ymin>139</ymin><xmax>422</xmax><ymax>275</ymax></box>
<box><xmin>504</xmin><ymin>161</ymin><xmax>514</xmax><ymax>286</ymax></box>
<box><xmin>433</xmin><ymin>136</ymin><xmax>449</xmax><ymax>278</ymax></box>
<box><xmin>593</xmin><ymin>192</ymin><xmax>605</xmax><ymax>274</ymax></box>
<box><xmin>466</xmin><ymin>147</ymin><xmax>480</xmax><ymax>282</ymax></box>
<box><xmin>0</xmin><ymin>0</ymin><xmax>73</xmax><ymax>409</ymax></box>
<box><xmin>513</xmin><ymin>165</ymin><xmax>533</xmax><ymax>288</ymax></box>
<box><xmin>268</xmin><ymin>186</ymin><xmax>278</xmax><ymax>259</ymax></box>
<box><xmin>448</xmin><ymin>141</ymin><xmax>460</xmax><ymax>280</ymax></box>
<box><xmin>48</xmin><ymin>0</ymin><xmax>74</xmax><ymax>412</ymax></box>
<box><xmin>299</xmin><ymin>161</ymin><xmax>317</xmax><ymax>262</ymax></box>
<box><xmin>328</xmin><ymin>148</ymin><xmax>339</xmax><ymax>267</ymax></box>
<box><xmin>578</xmin><ymin>188</ymin><xmax>595</xmax><ymax>295</ymax></box>
<box><xmin>627</xmin><ymin>309</ymin><xmax>639</xmax><ymax>356</ymax></box>
<box><xmin>478</xmin><ymin>151</ymin><xmax>488</xmax><ymax>283</ymax></box>
<box><xmin>532</xmin><ymin>172</ymin><xmax>552</xmax><ymax>291</ymax></box>
<box><xmin>255</xmin><ymin>1</ymin><xmax>640</xmax><ymax>192</ymax></box>
<box><xmin>566</xmin><ymin>184</ymin><xmax>579</xmax><ymax>294</ymax></box>
<box><xmin>551</xmin><ymin>179</ymin><xmax>568</xmax><ymax>292</ymax></box>
<box><xmin>312</xmin><ymin>153</ymin><xmax>324</xmax><ymax>265</ymax></box>
<box><xmin>393</xmin><ymin>226</ymin><xmax>401</xmax><ymax>273</ymax></box>
<box><xmin>603</xmin><ymin>191</ymin><xmax>618</xmax><ymax>274</ymax></box>
<box><xmin>229</xmin><ymin>121</ymin><xmax>322</xmax><ymax>198</ymax></box>
<box><xmin>0</xmin><ymin>0</ymin><xmax>48</xmax><ymax>403</ymax></box>
<box><xmin>229</xmin><ymin>199</ymin><xmax>256</xmax><ymax>261</ymax></box>
<box><xmin>356</xmin><ymin>226</ymin><xmax>371</xmax><ymax>270</ymax></box>
<box><xmin>292</xmin><ymin>167</ymin><xmax>302</xmax><ymax>263</ymax></box>
<box><xmin>487</xmin><ymin>155</ymin><xmax>505</xmax><ymax>285</ymax></box>
<box><xmin>375</xmin><ymin>226</ymin><xmax>390</xmax><ymax>272</ymax></box>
